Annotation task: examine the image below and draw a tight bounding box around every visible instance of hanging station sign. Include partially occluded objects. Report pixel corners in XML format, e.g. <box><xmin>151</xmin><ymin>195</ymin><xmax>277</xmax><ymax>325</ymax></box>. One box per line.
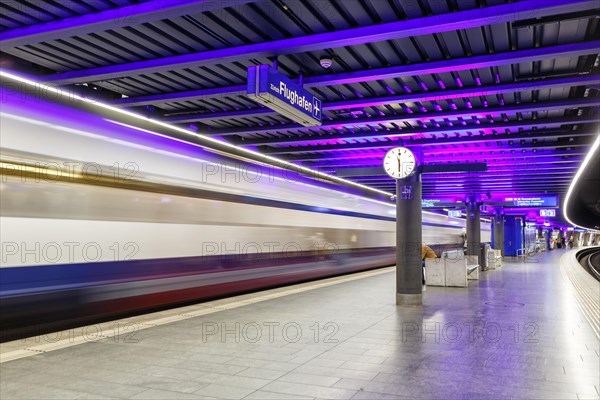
<box><xmin>502</xmin><ymin>195</ymin><xmax>559</xmax><ymax>207</ymax></box>
<box><xmin>421</xmin><ymin>198</ymin><xmax>460</xmax><ymax>208</ymax></box>
<box><xmin>247</xmin><ymin>65</ymin><xmax>322</xmax><ymax>127</ymax></box>
<box><xmin>422</xmin><ymin>199</ymin><xmax>443</xmax><ymax>208</ymax></box>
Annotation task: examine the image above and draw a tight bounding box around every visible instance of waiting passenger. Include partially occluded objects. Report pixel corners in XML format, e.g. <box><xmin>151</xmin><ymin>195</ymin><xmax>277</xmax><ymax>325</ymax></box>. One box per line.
<box><xmin>568</xmin><ymin>235</ymin><xmax>574</xmax><ymax>249</ymax></box>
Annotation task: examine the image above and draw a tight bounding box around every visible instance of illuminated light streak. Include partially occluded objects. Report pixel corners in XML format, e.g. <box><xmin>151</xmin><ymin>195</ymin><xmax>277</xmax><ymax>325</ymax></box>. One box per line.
<box><xmin>0</xmin><ymin>70</ymin><xmax>395</xmax><ymax>200</ymax></box>
<box><xmin>563</xmin><ymin>133</ymin><xmax>600</xmax><ymax>230</ymax></box>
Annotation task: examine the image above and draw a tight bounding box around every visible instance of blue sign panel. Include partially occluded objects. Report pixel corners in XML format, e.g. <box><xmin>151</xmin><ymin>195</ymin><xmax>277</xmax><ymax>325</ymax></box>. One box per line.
<box><xmin>247</xmin><ymin>65</ymin><xmax>322</xmax><ymax>127</ymax></box>
<box><xmin>540</xmin><ymin>209</ymin><xmax>556</xmax><ymax>217</ymax></box>
<box><xmin>502</xmin><ymin>195</ymin><xmax>558</xmax><ymax>207</ymax></box>
<box><xmin>448</xmin><ymin>210</ymin><xmax>462</xmax><ymax>218</ymax></box>
<box><xmin>422</xmin><ymin>198</ymin><xmax>459</xmax><ymax>208</ymax></box>
<box><xmin>422</xmin><ymin>199</ymin><xmax>442</xmax><ymax>208</ymax></box>
<box><xmin>400</xmin><ymin>185</ymin><xmax>413</xmax><ymax>200</ymax></box>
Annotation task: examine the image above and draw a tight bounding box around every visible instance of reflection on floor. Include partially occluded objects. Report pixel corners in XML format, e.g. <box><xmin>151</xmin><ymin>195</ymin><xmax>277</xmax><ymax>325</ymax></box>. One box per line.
<box><xmin>1</xmin><ymin>250</ymin><xmax>598</xmax><ymax>400</ymax></box>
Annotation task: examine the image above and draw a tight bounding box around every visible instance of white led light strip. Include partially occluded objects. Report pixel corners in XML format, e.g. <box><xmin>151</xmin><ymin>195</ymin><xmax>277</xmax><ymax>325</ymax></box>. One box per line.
<box><xmin>0</xmin><ymin>70</ymin><xmax>392</xmax><ymax>198</ymax></box>
<box><xmin>563</xmin><ymin>133</ymin><xmax>600</xmax><ymax>231</ymax></box>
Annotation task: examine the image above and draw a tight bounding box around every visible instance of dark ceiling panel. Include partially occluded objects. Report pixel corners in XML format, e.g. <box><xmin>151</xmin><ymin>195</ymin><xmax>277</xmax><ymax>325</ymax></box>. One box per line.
<box><xmin>0</xmin><ymin>0</ymin><xmax>597</xmax><ymax>207</ymax></box>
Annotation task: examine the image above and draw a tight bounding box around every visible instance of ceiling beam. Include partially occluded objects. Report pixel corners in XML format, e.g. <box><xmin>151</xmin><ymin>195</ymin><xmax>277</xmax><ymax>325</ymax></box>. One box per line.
<box><xmin>279</xmin><ymin>144</ymin><xmax>589</xmax><ymax>161</ymax></box>
<box><xmin>331</xmin><ymin>160</ymin><xmax>581</xmax><ymax>172</ymax></box>
<box><xmin>424</xmin><ymin>175</ymin><xmax>573</xmax><ymax>181</ymax></box>
<box><xmin>208</xmin><ymin>97</ymin><xmax>600</xmax><ymax>136</ymax></box>
<box><xmin>259</xmin><ymin>127</ymin><xmax>598</xmax><ymax>154</ymax></box>
<box><xmin>161</xmin><ymin>74</ymin><xmax>600</xmax><ymax>122</ymax></box>
<box><xmin>235</xmin><ymin>115</ymin><xmax>597</xmax><ymax>146</ymax></box>
<box><xmin>352</xmin><ymin>168</ymin><xmax>575</xmax><ymax>182</ymax></box>
<box><xmin>304</xmin><ymin>41</ymin><xmax>598</xmax><ymax>88</ymax></box>
<box><xmin>423</xmin><ymin>140</ymin><xmax>593</xmax><ymax>154</ymax></box>
<box><xmin>418</xmin><ymin>183</ymin><xmax>573</xmax><ymax>187</ymax></box>
<box><xmin>37</xmin><ymin>1</ymin><xmax>597</xmax><ymax>85</ymax></box>
<box><xmin>0</xmin><ymin>0</ymin><xmax>254</xmax><ymax>50</ymax></box>
<box><xmin>422</xmin><ymin>192</ymin><xmax>568</xmax><ymax>195</ymax></box>
<box><xmin>363</xmin><ymin>180</ymin><xmax>574</xmax><ymax>188</ymax></box>
<box><xmin>299</xmin><ymin>150</ymin><xmax>585</xmax><ymax>167</ymax></box>
<box><xmin>478</xmin><ymin>159</ymin><xmax>583</xmax><ymax>167</ymax></box>
<box><xmin>392</xmin><ymin>182</ymin><xmax>573</xmax><ymax>188</ymax></box>
<box><xmin>114</xmin><ymin>72</ymin><xmax>599</xmax><ymax>111</ymax></box>
<box><xmin>421</xmin><ymin>185</ymin><xmax>572</xmax><ymax>189</ymax></box>
<box><xmin>336</xmin><ymin>164</ymin><xmax>579</xmax><ymax>181</ymax></box>
<box><xmin>415</xmin><ymin>188</ymin><xmax>572</xmax><ymax>193</ymax></box>
<box><xmin>113</xmin><ymin>86</ymin><xmax>247</xmax><ymax>108</ymax></box>
<box><xmin>317</xmin><ymin>159</ymin><xmax>583</xmax><ymax>172</ymax></box>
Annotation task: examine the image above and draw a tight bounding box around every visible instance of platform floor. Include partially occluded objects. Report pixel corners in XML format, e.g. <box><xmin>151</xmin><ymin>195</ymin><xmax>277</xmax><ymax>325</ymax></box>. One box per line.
<box><xmin>1</xmin><ymin>250</ymin><xmax>599</xmax><ymax>400</ymax></box>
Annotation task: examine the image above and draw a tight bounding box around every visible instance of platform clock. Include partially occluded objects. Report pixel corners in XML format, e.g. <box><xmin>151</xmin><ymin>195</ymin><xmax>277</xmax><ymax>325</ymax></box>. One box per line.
<box><xmin>383</xmin><ymin>147</ymin><xmax>417</xmax><ymax>179</ymax></box>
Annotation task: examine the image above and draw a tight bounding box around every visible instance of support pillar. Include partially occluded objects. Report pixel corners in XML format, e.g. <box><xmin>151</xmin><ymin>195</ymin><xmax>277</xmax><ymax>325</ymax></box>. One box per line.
<box><xmin>493</xmin><ymin>208</ymin><xmax>505</xmax><ymax>257</ymax></box>
<box><xmin>465</xmin><ymin>195</ymin><xmax>481</xmax><ymax>257</ymax></box>
<box><xmin>396</xmin><ymin>172</ymin><xmax>422</xmax><ymax>306</ymax></box>
<box><xmin>573</xmin><ymin>232</ymin><xmax>581</xmax><ymax>248</ymax></box>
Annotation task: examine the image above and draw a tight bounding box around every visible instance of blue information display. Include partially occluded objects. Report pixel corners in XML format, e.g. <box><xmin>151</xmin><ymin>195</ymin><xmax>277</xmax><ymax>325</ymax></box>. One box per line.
<box><xmin>422</xmin><ymin>199</ymin><xmax>443</xmax><ymax>208</ymax></box>
<box><xmin>422</xmin><ymin>198</ymin><xmax>459</xmax><ymax>208</ymax></box>
<box><xmin>540</xmin><ymin>209</ymin><xmax>556</xmax><ymax>217</ymax></box>
<box><xmin>247</xmin><ymin>65</ymin><xmax>322</xmax><ymax>127</ymax></box>
<box><xmin>502</xmin><ymin>195</ymin><xmax>558</xmax><ymax>207</ymax></box>
<box><xmin>448</xmin><ymin>210</ymin><xmax>462</xmax><ymax>217</ymax></box>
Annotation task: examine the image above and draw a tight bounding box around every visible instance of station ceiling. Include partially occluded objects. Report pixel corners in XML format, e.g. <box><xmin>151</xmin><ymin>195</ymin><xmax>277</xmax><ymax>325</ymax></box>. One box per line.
<box><xmin>1</xmin><ymin>0</ymin><xmax>598</xmax><ymax>205</ymax></box>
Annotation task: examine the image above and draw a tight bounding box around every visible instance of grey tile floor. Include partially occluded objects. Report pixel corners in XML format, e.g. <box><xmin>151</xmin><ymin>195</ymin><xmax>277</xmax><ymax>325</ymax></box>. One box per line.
<box><xmin>1</xmin><ymin>250</ymin><xmax>599</xmax><ymax>399</ymax></box>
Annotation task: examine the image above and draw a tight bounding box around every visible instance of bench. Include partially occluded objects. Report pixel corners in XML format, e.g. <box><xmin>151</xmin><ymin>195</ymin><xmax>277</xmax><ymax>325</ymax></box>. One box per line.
<box><xmin>426</xmin><ymin>250</ymin><xmax>479</xmax><ymax>287</ymax></box>
<box><xmin>487</xmin><ymin>249</ymin><xmax>502</xmax><ymax>269</ymax></box>
<box><xmin>425</xmin><ymin>256</ymin><xmax>445</xmax><ymax>286</ymax></box>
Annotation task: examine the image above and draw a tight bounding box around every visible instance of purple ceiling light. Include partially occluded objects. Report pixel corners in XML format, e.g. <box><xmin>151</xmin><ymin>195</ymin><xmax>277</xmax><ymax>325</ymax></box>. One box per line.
<box><xmin>121</xmin><ymin>74</ymin><xmax>599</xmax><ymax>112</ymax></box>
<box><xmin>235</xmin><ymin>115</ymin><xmax>597</xmax><ymax>146</ymax></box>
<box><xmin>212</xmin><ymin>98</ymin><xmax>600</xmax><ymax>136</ymax></box>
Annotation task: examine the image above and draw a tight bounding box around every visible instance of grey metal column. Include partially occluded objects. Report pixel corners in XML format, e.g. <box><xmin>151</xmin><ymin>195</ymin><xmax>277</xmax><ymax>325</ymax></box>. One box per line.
<box><xmin>396</xmin><ymin>172</ymin><xmax>422</xmax><ymax>306</ymax></box>
<box><xmin>465</xmin><ymin>195</ymin><xmax>481</xmax><ymax>256</ymax></box>
<box><xmin>493</xmin><ymin>208</ymin><xmax>505</xmax><ymax>257</ymax></box>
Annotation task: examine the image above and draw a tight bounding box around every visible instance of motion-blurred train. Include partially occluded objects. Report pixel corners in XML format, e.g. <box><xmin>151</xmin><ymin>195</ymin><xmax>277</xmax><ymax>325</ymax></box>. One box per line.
<box><xmin>0</xmin><ymin>78</ymin><xmax>490</xmax><ymax>341</ymax></box>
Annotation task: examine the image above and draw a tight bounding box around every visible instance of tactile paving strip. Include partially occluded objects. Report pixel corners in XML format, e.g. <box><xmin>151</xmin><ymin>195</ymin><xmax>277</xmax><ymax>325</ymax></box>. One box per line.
<box><xmin>560</xmin><ymin>250</ymin><xmax>600</xmax><ymax>339</ymax></box>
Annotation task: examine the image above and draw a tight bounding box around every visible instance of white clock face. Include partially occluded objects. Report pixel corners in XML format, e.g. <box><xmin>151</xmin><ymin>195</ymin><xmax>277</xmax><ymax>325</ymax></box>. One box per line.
<box><xmin>383</xmin><ymin>147</ymin><xmax>416</xmax><ymax>179</ymax></box>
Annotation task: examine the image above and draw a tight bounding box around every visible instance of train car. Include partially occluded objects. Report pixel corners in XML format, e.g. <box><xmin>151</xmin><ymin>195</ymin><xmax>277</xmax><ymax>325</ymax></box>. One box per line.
<box><xmin>0</xmin><ymin>88</ymin><xmax>490</xmax><ymax>341</ymax></box>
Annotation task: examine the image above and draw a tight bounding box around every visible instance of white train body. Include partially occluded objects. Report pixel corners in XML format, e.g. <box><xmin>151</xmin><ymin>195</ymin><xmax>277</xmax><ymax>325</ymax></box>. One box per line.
<box><xmin>0</xmin><ymin>88</ymin><xmax>489</xmax><ymax>340</ymax></box>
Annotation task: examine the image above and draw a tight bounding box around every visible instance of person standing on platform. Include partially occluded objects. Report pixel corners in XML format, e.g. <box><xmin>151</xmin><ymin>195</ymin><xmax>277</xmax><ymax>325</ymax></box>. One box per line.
<box><xmin>568</xmin><ymin>235</ymin><xmax>574</xmax><ymax>249</ymax></box>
